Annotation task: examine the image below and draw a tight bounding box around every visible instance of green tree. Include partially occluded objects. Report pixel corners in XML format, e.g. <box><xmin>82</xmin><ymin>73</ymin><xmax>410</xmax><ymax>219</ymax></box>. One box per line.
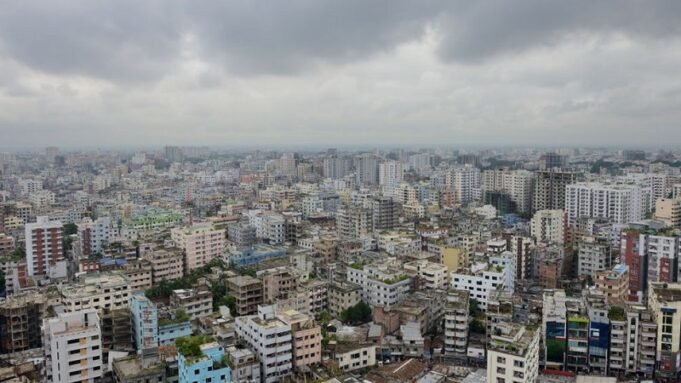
<box><xmin>470</xmin><ymin>318</ymin><xmax>486</xmax><ymax>334</ymax></box>
<box><xmin>340</xmin><ymin>301</ymin><xmax>372</xmax><ymax>324</ymax></box>
<box><xmin>63</xmin><ymin>223</ymin><xmax>78</xmax><ymax>236</ymax></box>
<box><xmin>469</xmin><ymin>298</ymin><xmax>483</xmax><ymax>318</ymax></box>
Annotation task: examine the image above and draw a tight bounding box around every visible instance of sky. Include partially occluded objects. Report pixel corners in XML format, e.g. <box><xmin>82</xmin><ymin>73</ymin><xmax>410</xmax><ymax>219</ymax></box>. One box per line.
<box><xmin>1</xmin><ymin>1</ymin><xmax>681</xmax><ymax>149</ymax></box>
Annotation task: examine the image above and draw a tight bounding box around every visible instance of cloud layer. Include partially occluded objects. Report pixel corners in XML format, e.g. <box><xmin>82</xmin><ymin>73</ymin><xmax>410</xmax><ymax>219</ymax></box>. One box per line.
<box><xmin>1</xmin><ymin>1</ymin><xmax>681</xmax><ymax>148</ymax></box>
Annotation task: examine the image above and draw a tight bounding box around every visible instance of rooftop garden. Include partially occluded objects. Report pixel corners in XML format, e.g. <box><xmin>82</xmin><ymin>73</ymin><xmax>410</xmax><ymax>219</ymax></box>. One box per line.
<box><xmin>159</xmin><ymin>309</ymin><xmax>191</xmax><ymax>327</ymax></box>
<box><xmin>381</xmin><ymin>274</ymin><xmax>409</xmax><ymax>284</ymax></box>
<box><xmin>350</xmin><ymin>261</ymin><xmax>366</xmax><ymax>270</ymax></box>
<box><xmin>608</xmin><ymin>306</ymin><xmax>626</xmax><ymax>321</ymax></box>
<box><xmin>176</xmin><ymin>335</ymin><xmax>214</xmax><ymax>360</ymax></box>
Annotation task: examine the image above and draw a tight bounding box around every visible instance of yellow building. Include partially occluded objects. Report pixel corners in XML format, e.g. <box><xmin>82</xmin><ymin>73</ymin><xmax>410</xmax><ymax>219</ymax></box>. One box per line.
<box><xmin>440</xmin><ymin>246</ymin><xmax>467</xmax><ymax>272</ymax></box>
<box><xmin>3</xmin><ymin>216</ymin><xmax>24</xmax><ymax>230</ymax></box>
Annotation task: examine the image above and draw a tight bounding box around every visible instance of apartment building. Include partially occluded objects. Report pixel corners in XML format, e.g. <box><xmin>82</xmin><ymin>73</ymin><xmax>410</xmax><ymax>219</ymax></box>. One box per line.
<box><xmin>486</xmin><ymin>324</ymin><xmax>540</xmax><ymax>383</ymax></box>
<box><xmin>234</xmin><ymin>305</ymin><xmax>293</xmax><ymax>383</ymax></box>
<box><xmin>450</xmin><ymin>254</ymin><xmax>515</xmax><ymax>311</ymax></box>
<box><xmin>25</xmin><ymin>216</ymin><xmax>63</xmax><ymax>276</ymax></box>
<box><xmin>122</xmin><ymin>259</ymin><xmax>153</xmax><ymax>291</ymax></box>
<box><xmin>403</xmin><ymin>260</ymin><xmax>449</xmax><ymax>290</ymax></box>
<box><xmin>346</xmin><ymin>263</ymin><xmax>411</xmax><ymax>307</ymax></box>
<box><xmin>43</xmin><ymin>309</ymin><xmax>103</xmax><ymax>383</ymax></box>
<box><xmin>143</xmin><ymin>248</ymin><xmax>184</xmax><ymax>283</ymax></box>
<box><xmin>577</xmin><ymin>236</ymin><xmax>612</xmax><ymax>281</ymax></box>
<box><xmin>227</xmin><ymin>276</ymin><xmax>264</xmax><ymax>316</ymax></box>
<box><xmin>60</xmin><ymin>272</ymin><xmax>131</xmax><ymax>313</ymax></box>
<box><xmin>648</xmin><ymin>282</ymin><xmax>681</xmax><ymax>380</ymax></box>
<box><xmin>565</xmin><ymin>182</ymin><xmax>645</xmax><ymax>226</ymax></box>
<box><xmin>77</xmin><ymin>217</ymin><xmax>112</xmax><ymax>256</ymax></box>
<box><xmin>608</xmin><ymin>304</ymin><xmax>656</xmax><ymax>379</ymax></box>
<box><xmin>277</xmin><ymin>309</ymin><xmax>321</xmax><ymax>371</ymax></box>
<box><xmin>328</xmin><ymin>281</ymin><xmax>361</xmax><ymax>318</ymax></box>
<box><xmin>258</xmin><ymin>267</ymin><xmax>298</xmax><ymax>304</ymax></box>
<box><xmin>171</xmin><ymin>223</ymin><xmax>226</xmax><ymax>271</ymax></box>
<box><xmin>443</xmin><ymin>290</ymin><xmax>469</xmax><ymax>355</ymax></box>
<box><xmin>482</xmin><ymin>168</ymin><xmax>535</xmax><ymax>214</ymax></box>
<box><xmin>177</xmin><ymin>341</ymin><xmax>231</xmax><ymax>383</ymax></box>
<box><xmin>655</xmin><ymin>197</ymin><xmax>681</xmax><ymax>227</ymax></box>
<box><xmin>595</xmin><ymin>264</ymin><xmax>629</xmax><ymax>305</ymax></box>
<box><xmin>226</xmin><ymin>346</ymin><xmax>261</xmax><ymax>383</ymax></box>
<box><xmin>129</xmin><ymin>294</ymin><xmax>158</xmax><ymax>352</ymax></box>
<box><xmin>333</xmin><ymin>343</ymin><xmax>377</xmax><ymax>373</ymax></box>
<box><xmin>530</xmin><ymin>209</ymin><xmax>566</xmax><ymax>245</ymax></box>
<box><xmin>169</xmin><ymin>287</ymin><xmax>212</xmax><ymax>320</ymax></box>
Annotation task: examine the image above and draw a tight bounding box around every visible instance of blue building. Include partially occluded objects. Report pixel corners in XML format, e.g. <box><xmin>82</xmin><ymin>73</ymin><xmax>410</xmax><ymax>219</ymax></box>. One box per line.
<box><xmin>178</xmin><ymin>341</ymin><xmax>231</xmax><ymax>383</ymax></box>
<box><xmin>159</xmin><ymin>321</ymin><xmax>193</xmax><ymax>345</ymax></box>
<box><xmin>228</xmin><ymin>244</ymin><xmax>287</xmax><ymax>267</ymax></box>
<box><xmin>129</xmin><ymin>294</ymin><xmax>159</xmax><ymax>351</ymax></box>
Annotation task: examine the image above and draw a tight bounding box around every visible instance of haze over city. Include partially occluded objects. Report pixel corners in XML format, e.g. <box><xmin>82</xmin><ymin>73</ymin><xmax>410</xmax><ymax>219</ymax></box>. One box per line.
<box><xmin>2</xmin><ymin>1</ymin><xmax>681</xmax><ymax>147</ymax></box>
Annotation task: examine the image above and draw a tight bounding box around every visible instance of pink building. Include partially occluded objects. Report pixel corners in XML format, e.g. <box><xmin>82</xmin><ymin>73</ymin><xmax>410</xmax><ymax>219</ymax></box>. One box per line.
<box><xmin>277</xmin><ymin>309</ymin><xmax>321</xmax><ymax>371</ymax></box>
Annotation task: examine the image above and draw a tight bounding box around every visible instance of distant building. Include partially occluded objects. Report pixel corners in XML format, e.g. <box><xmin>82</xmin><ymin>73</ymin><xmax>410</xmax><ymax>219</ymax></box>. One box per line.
<box><xmin>25</xmin><ymin>216</ymin><xmax>63</xmax><ymax>276</ymax></box>
<box><xmin>533</xmin><ymin>170</ymin><xmax>579</xmax><ymax>212</ymax></box>
<box><xmin>171</xmin><ymin>223</ymin><xmax>226</xmax><ymax>271</ymax></box>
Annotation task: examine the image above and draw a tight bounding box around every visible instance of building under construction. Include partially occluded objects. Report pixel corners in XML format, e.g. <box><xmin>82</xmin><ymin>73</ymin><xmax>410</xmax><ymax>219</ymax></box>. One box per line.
<box><xmin>0</xmin><ymin>292</ymin><xmax>49</xmax><ymax>354</ymax></box>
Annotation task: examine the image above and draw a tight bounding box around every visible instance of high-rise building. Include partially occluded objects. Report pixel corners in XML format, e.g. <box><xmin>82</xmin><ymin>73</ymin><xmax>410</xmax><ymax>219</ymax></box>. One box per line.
<box><xmin>25</xmin><ymin>216</ymin><xmax>63</xmax><ymax>276</ymax></box>
<box><xmin>323</xmin><ymin>156</ymin><xmax>352</xmax><ymax>179</ymax></box>
<box><xmin>539</xmin><ymin>152</ymin><xmax>567</xmax><ymax>170</ymax></box>
<box><xmin>533</xmin><ymin>169</ymin><xmax>580</xmax><ymax>212</ymax></box>
<box><xmin>530</xmin><ymin>209</ymin><xmax>566</xmax><ymax>245</ymax></box>
<box><xmin>378</xmin><ymin>161</ymin><xmax>403</xmax><ymax>189</ymax></box>
<box><xmin>371</xmin><ymin>196</ymin><xmax>399</xmax><ymax>231</ymax></box>
<box><xmin>565</xmin><ymin>182</ymin><xmax>645</xmax><ymax>226</ymax></box>
<box><xmin>448</xmin><ymin>165</ymin><xmax>481</xmax><ymax>205</ymax></box>
<box><xmin>483</xmin><ymin>169</ymin><xmax>535</xmax><ymax>214</ymax></box>
<box><xmin>355</xmin><ymin>154</ymin><xmax>379</xmax><ymax>186</ymax></box>
<box><xmin>43</xmin><ymin>309</ymin><xmax>103</xmax><ymax>383</ymax></box>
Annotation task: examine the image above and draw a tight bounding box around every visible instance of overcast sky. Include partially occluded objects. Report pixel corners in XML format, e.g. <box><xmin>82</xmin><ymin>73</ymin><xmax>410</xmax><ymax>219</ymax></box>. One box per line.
<box><xmin>1</xmin><ymin>1</ymin><xmax>681</xmax><ymax>149</ymax></box>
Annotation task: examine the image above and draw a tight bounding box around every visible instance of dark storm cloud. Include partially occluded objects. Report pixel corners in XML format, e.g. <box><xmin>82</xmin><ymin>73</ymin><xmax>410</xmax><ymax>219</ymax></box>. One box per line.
<box><xmin>0</xmin><ymin>0</ymin><xmax>441</xmax><ymax>81</ymax></box>
<box><xmin>1</xmin><ymin>1</ymin><xmax>680</xmax><ymax>80</ymax></box>
<box><xmin>437</xmin><ymin>1</ymin><xmax>681</xmax><ymax>63</ymax></box>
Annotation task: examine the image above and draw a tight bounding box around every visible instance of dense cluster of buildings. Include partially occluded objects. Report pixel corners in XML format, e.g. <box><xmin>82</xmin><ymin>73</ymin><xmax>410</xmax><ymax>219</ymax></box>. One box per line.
<box><xmin>0</xmin><ymin>146</ymin><xmax>680</xmax><ymax>382</ymax></box>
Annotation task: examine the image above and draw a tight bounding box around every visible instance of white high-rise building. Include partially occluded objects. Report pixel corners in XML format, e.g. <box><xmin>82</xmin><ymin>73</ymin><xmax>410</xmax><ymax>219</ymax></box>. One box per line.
<box><xmin>483</xmin><ymin>169</ymin><xmax>535</xmax><ymax>214</ymax></box>
<box><xmin>25</xmin><ymin>216</ymin><xmax>63</xmax><ymax>276</ymax></box>
<box><xmin>448</xmin><ymin>165</ymin><xmax>481</xmax><ymax>205</ymax></box>
<box><xmin>408</xmin><ymin>153</ymin><xmax>431</xmax><ymax>172</ymax></box>
<box><xmin>530</xmin><ymin>210</ymin><xmax>566</xmax><ymax>244</ymax></box>
<box><xmin>43</xmin><ymin>309</ymin><xmax>103</xmax><ymax>383</ymax></box>
<box><xmin>235</xmin><ymin>305</ymin><xmax>293</xmax><ymax>383</ymax></box>
<box><xmin>565</xmin><ymin>182</ymin><xmax>644</xmax><ymax>226</ymax></box>
<box><xmin>379</xmin><ymin>161</ymin><xmax>403</xmax><ymax>189</ymax></box>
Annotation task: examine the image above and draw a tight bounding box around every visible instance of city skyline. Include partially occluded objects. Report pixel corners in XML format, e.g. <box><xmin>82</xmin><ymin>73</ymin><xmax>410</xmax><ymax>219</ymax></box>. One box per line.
<box><xmin>2</xmin><ymin>1</ymin><xmax>681</xmax><ymax>147</ymax></box>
